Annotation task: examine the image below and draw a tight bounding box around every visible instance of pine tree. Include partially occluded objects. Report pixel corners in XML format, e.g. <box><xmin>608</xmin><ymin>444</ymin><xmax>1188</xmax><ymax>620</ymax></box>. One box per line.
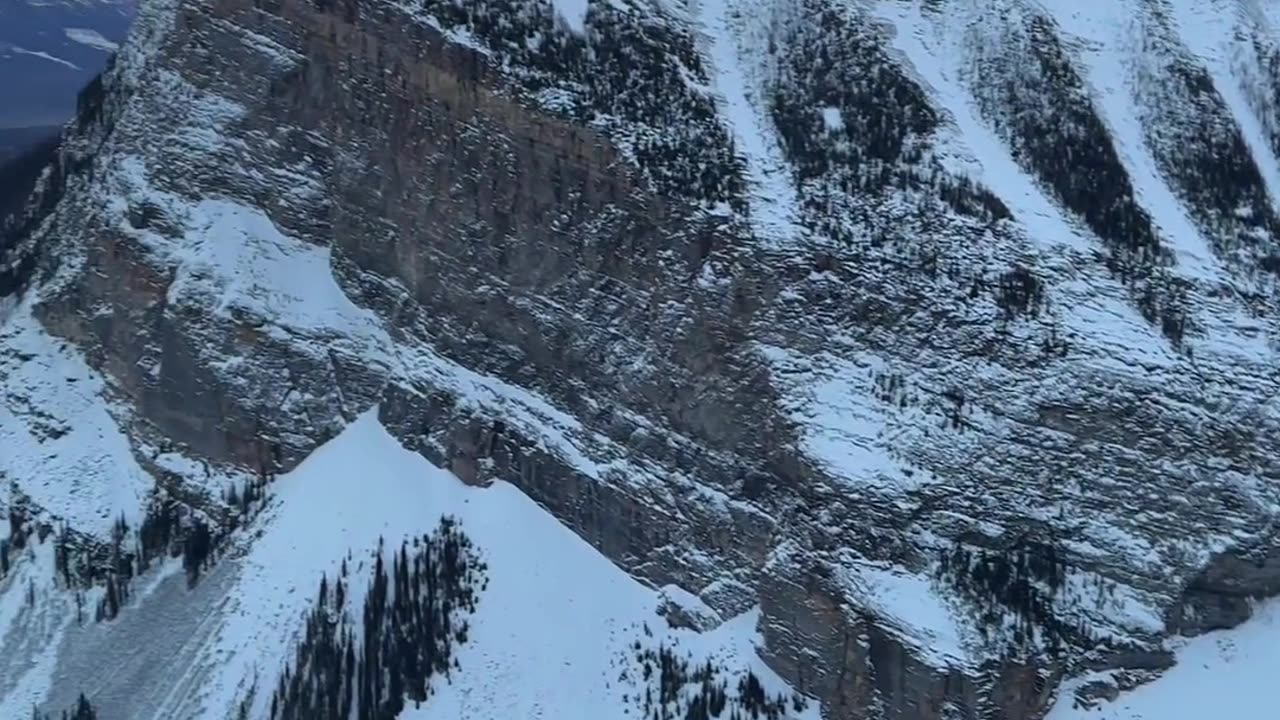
<box><xmin>71</xmin><ymin>694</ymin><xmax>95</xmax><ymax>720</ymax></box>
<box><xmin>270</xmin><ymin>517</ymin><xmax>485</xmax><ymax>720</ymax></box>
<box><xmin>182</xmin><ymin>520</ymin><xmax>213</xmax><ymax>587</ymax></box>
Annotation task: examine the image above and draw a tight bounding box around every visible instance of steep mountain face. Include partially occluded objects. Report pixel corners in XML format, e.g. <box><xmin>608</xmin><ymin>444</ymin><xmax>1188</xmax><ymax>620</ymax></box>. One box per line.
<box><xmin>1</xmin><ymin>0</ymin><xmax>1278</xmax><ymax>718</ymax></box>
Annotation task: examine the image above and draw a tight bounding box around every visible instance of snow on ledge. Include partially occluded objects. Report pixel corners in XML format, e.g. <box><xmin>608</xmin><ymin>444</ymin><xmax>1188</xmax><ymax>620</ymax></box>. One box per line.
<box><xmin>837</xmin><ymin>556</ymin><xmax>971</xmax><ymax>669</ymax></box>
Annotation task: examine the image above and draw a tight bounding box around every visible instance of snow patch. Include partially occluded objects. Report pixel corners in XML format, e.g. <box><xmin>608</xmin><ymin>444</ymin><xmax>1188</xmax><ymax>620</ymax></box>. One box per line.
<box><xmin>757</xmin><ymin>344</ymin><xmax>920</xmax><ymax>491</ymax></box>
<box><xmin>691</xmin><ymin>0</ymin><xmax>805</xmax><ymax>247</ymax></box>
<box><xmin>0</xmin><ymin>307</ymin><xmax>152</xmax><ymax>539</ymax></box>
<box><xmin>168</xmin><ymin>199</ymin><xmax>388</xmax><ymax>343</ymax></box>
<box><xmin>820</xmin><ymin>106</ymin><xmax>844</xmax><ymax>132</ymax></box>
<box><xmin>106</xmin><ymin>155</ymin><xmax>389</xmax><ymax>349</ymax></box>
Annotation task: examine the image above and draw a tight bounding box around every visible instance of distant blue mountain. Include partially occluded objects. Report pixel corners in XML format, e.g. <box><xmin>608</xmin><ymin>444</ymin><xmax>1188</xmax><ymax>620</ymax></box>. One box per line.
<box><xmin>0</xmin><ymin>1</ymin><xmax>135</xmax><ymax>130</ymax></box>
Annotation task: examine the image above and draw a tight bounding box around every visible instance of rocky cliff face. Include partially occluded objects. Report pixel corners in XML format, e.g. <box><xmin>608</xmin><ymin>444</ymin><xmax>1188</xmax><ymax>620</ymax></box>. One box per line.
<box><xmin>1</xmin><ymin>0</ymin><xmax>1279</xmax><ymax>718</ymax></box>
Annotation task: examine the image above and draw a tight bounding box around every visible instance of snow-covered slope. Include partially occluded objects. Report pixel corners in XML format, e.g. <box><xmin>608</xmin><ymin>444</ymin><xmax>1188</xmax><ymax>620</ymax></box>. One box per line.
<box><xmin>0</xmin><ymin>305</ymin><xmax>151</xmax><ymax>537</ymax></box>
<box><xmin>1</xmin><ymin>410</ymin><xmax>818</xmax><ymax>720</ymax></box>
<box><xmin>1</xmin><ymin>0</ymin><xmax>1279</xmax><ymax>717</ymax></box>
<box><xmin>1048</xmin><ymin>598</ymin><xmax>1280</xmax><ymax>720</ymax></box>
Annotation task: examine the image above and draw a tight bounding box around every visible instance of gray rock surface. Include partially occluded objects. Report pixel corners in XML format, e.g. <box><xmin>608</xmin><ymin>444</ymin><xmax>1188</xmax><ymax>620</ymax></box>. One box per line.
<box><xmin>1</xmin><ymin>0</ymin><xmax>1279</xmax><ymax>718</ymax></box>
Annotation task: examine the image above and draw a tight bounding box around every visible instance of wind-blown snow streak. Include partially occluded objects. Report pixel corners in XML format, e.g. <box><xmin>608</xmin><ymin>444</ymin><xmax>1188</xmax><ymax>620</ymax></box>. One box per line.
<box><xmin>0</xmin><ymin>44</ymin><xmax>82</xmax><ymax>70</ymax></box>
<box><xmin>0</xmin><ymin>543</ymin><xmax>70</xmax><ymax>717</ymax></box>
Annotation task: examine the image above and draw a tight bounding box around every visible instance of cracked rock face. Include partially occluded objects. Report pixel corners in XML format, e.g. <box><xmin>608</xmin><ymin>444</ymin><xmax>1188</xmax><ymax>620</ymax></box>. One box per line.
<box><xmin>1</xmin><ymin>0</ymin><xmax>1279</xmax><ymax>718</ymax></box>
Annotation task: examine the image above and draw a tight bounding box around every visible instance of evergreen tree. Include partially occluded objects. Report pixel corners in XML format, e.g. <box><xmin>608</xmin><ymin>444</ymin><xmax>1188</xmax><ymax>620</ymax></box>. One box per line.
<box><xmin>270</xmin><ymin>517</ymin><xmax>485</xmax><ymax>720</ymax></box>
<box><xmin>71</xmin><ymin>694</ymin><xmax>95</xmax><ymax>720</ymax></box>
<box><xmin>182</xmin><ymin>520</ymin><xmax>213</xmax><ymax>587</ymax></box>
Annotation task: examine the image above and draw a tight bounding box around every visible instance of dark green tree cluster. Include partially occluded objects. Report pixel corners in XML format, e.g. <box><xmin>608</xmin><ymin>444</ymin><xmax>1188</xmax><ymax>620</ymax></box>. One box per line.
<box><xmin>3</xmin><ymin>492</ymin><xmax>35</xmax><ymax>578</ymax></box>
<box><xmin>2</xmin><ymin>512</ymin><xmax>36</xmax><ymax>581</ymax></box>
<box><xmin>978</xmin><ymin>15</ymin><xmax>1195</xmax><ymax>346</ymax></box>
<box><xmin>414</xmin><ymin>0</ymin><xmax>748</xmax><ymax>209</ymax></box>
<box><xmin>994</xmin><ymin>266</ymin><xmax>1045</xmax><ymax>319</ymax></box>
<box><xmin>30</xmin><ymin>692</ymin><xmax>97</xmax><ymax>720</ymax></box>
<box><xmin>1006</xmin><ymin>18</ymin><xmax>1165</xmax><ymax>263</ymax></box>
<box><xmin>624</xmin><ymin>640</ymin><xmax>803</xmax><ymax>720</ymax></box>
<box><xmin>223</xmin><ymin>479</ymin><xmax>264</xmax><ymax>519</ymax></box>
<box><xmin>768</xmin><ymin>0</ymin><xmax>1008</xmax><ymax>228</ymax></box>
<box><xmin>41</xmin><ymin>475</ymin><xmax>262</xmax><ymax>626</ymax></box>
<box><xmin>871</xmin><ymin>370</ymin><xmax>911</xmax><ymax>409</ymax></box>
<box><xmin>936</xmin><ymin>540</ymin><xmax>1077</xmax><ymax>653</ymax></box>
<box><xmin>182</xmin><ymin>519</ymin><xmax>213</xmax><ymax>588</ymax></box>
<box><xmin>48</xmin><ymin>514</ymin><xmax>135</xmax><ymax>623</ymax></box>
<box><xmin>134</xmin><ymin>495</ymin><xmax>178</xmax><ymax>573</ymax></box>
<box><xmin>268</xmin><ymin>516</ymin><xmax>487</xmax><ymax>720</ymax></box>
<box><xmin>134</xmin><ymin>474</ymin><xmax>268</xmax><ymax>584</ymax></box>
<box><xmin>135</xmin><ymin>474</ymin><xmax>266</xmax><ymax>588</ymax></box>
<box><xmin>1147</xmin><ymin>60</ymin><xmax>1280</xmax><ymax>278</ymax></box>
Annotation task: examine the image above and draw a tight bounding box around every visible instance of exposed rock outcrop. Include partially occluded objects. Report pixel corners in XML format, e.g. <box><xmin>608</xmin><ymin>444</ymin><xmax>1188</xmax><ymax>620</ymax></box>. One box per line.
<box><xmin>2</xmin><ymin>0</ymin><xmax>1279</xmax><ymax>718</ymax></box>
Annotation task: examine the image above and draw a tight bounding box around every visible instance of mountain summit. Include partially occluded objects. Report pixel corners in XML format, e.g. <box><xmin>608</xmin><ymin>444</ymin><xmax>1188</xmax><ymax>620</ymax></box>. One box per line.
<box><xmin>0</xmin><ymin>0</ymin><xmax>1278</xmax><ymax>718</ymax></box>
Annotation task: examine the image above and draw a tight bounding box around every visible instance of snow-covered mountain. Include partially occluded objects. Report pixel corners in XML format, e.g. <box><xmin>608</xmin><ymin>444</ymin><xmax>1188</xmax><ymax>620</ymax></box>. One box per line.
<box><xmin>0</xmin><ymin>0</ymin><xmax>133</xmax><ymax>130</ymax></box>
<box><xmin>0</xmin><ymin>0</ymin><xmax>1278</xmax><ymax>718</ymax></box>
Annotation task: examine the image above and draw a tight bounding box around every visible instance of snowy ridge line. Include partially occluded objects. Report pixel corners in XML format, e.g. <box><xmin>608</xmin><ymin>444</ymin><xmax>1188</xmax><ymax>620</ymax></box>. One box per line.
<box><xmin>166</xmin><ymin>410</ymin><xmax>823</xmax><ymax>720</ymax></box>
<box><xmin>103</xmin><ymin>111</ymin><xmax>756</xmax><ymax>569</ymax></box>
<box><xmin>103</xmin><ymin>147</ymin><xmax>757</xmax><ymax>571</ymax></box>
